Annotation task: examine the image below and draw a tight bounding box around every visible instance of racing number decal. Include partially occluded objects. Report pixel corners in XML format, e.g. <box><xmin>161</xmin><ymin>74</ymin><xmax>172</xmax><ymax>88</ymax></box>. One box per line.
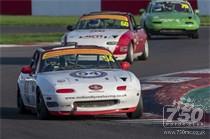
<box><xmin>120</xmin><ymin>21</ymin><xmax>129</xmax><ymax>27</ymax></box>
<box><xmin>181</xmin><ymin>3</ymin><xmax>189</xmax><ymax>9</ymax></box>
<box><xmin>102</xmin><ymin>55</ymin><xmax>114</xmax><ymax>62</ymax></box>
<box><xmin>70</xmin><ymin>70</ymin><xmax>107</xmax><ymax>78</ymax></box>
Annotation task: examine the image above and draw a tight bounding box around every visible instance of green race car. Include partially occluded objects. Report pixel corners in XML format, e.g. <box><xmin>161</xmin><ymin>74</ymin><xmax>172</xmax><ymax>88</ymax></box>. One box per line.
<box><xmin>140</xmin><ymin>0</ymin><xmax>200</xmax><ymax>39</ymax></box>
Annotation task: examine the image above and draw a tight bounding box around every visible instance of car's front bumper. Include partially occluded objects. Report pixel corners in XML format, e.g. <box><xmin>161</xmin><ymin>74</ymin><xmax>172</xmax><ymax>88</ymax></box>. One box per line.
<box><xmin>146</xmin><ymin>22</ymin><xmax>199</xmax><ymax>35</ymax></box>
<box><xmin>49</xmin><ymin>107</ymin><xmax>137</xmax><ymax>116</ymax></box>
<box><xmin>43</xmin><ymin>90</ymin><xmax>140</xmax><ymax>116</ymax></box>
<box><xmin>147</xmin><ymin>28</ymin><xmax>198</xmax><ymax>35</ymax></box>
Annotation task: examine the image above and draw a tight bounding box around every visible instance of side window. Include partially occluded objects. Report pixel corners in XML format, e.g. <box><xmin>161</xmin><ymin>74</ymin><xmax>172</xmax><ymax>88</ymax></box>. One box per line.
<box><xmin>129</xmin><ymin>15</ymin><xmax>137</xmax><ymax>30</ymax></box>
<box><xmin>30</xmin><ymin>51</ymin><xmax>40</xmax><ymax>73</ymax></box>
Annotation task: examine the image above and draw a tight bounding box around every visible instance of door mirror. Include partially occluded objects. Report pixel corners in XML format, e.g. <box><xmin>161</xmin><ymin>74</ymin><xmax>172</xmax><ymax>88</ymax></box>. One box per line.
<box><xmin>21</xmin><ymin>66</ymin><xmax>32</xmax><ymax>74</ymax></box>
<box><xmin>67</xmin><ymin>25</ymin><xmax>74</xmax><ymax>31</ymax></box>
<box><xmin>120</xmin><ymin>61</ymin><xmax>131</xmax><ymax>70</ymax></box>
<box><xmin>134</xmin><ymin>25</ymin><xmax>142</xmax><ymax>30</ymax></box>
<box><xmin>194</xmin><ymin>9</ymin><xmax>199</xmax><ymax>15</ymax></box>
<box><xmin>139</xmin><ymin>9</ymin><xmax>145</xmax><ymax>15</ymax></box>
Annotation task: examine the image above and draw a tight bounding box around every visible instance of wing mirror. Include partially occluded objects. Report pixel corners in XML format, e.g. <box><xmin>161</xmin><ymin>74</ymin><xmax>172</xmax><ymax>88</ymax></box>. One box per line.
<box><xmin>139</xmin><ymin>9</ymin><xmax>145</xmax><ymax>15</ymax></box>
<box><xmin>67</xmin><ymin>25</ymin><xmax>74</xmax><ymax>31</ymax></box>
<box><xmin>21</xmin><ymin>66</ymin><xmax>32</xmax><ymax>74</ymax></box>
<box><xmin>134</xmin><ymin>25</ymin><xmax>142</xmax><ymax>30</ymax></box>
<box><xmin>120</xmin><ymin>61</ymin><xmax>131</xmax><ymax>70</ymax></box>
<box><xmin>194</xmin><ymin>9</ymin><xmax>199</xmax><ymax>15</ymax></box>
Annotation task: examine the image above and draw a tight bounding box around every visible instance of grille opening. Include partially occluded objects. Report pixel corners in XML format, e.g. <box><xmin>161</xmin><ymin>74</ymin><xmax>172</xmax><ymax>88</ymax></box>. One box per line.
<box><xmin>74</xmin><ymin>100</ymin><xmax>119</xmax><ymax>108</ymax></box>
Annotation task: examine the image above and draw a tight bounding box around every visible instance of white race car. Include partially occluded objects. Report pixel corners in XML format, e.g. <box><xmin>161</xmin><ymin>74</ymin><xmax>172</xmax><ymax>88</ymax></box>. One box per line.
<box><xmin>17</xmin><ymin>46</ymin><xmax>143</xmax><ymax>120</ymax></box>
<box><xmin>61</xmin><ymin>11</ymin><xmax>149</xmax><ymax>63</ymax></box>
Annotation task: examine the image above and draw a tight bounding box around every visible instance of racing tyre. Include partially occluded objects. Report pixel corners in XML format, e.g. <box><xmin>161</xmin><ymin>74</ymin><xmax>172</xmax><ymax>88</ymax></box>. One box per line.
<box><xmin>189</xmin><ymin>31</ymin><xmax>199</xmax><ymax>39</ymax></box>
<box><xmin>144</xmin><ymin>24</ymin><xmax>152</xmax><ymax>39</ymax></box>
<box><xmin>126</xmin><ymin>43</ymin><xmax>134</xmax><ymax>64</ymax></box>
<box><xmin>146</xmin><ymin>32</ymin><xmax>152</xmax><ymax>40</ymax></box>
<box><xmin>17</xmin><ymin>89</ymin><xmax>27</xmax><ymax>114</ymax></box>
<box><xmin>37</xmin><ymin>92</ymin><xmax>49</xmax><ymax>120</ymax></box>
<box><xmin>127</xmin><ymin>96</ymin><xmax>143</xmax><ymax>119</ymax></box>
<box><xmin>138</xmin><ymin>40</ymin><xmax>149</xmax><ymax>60</ymax></box>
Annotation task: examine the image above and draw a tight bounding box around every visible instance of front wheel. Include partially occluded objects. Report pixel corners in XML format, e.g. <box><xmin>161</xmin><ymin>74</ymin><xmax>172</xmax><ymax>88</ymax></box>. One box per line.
<box><xmin>138</xmin><ymin>40</ymin><xmax>149</xmax><ymax>60</ymax></box>
<box><xmin>17</xmin><ymin>90</ymin><xmax>27</xmax><ymax>114</ymax></box>
<box><xmin>127</xmin><ymin>96</ymin><xmax>143</xmax><ymax>119</ymax></box>
<box><xmin>188</xmin><ymin>31</ymin><xmax>199</xmax><ymax>39</ymax></box>
<box><xmin>36</xmin><ymin>93</ymin><xmax>49</xmax><ymax>120</ymax></box>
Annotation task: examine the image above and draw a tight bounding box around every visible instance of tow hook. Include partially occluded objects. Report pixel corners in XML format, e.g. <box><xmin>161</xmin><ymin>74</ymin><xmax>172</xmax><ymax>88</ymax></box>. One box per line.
<box><xmin>70</xmin><ymin>104</ymin><xmax>77</xmax><ymax>114</ymax></box>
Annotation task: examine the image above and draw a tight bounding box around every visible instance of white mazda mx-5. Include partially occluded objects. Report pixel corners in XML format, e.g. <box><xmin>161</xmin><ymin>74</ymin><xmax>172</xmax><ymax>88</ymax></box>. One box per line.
<box><xmin>17</xmin><ymin>46</ymin><xmax>143</xmax><ymax>120</ymax></box>
<box><xmin>61</xmin><ymin>11</ymin><xmax>149</xmax><ymax>63</ymax></box>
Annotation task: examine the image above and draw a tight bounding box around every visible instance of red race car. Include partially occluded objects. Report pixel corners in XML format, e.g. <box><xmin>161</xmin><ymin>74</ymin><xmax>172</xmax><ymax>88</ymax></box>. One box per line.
<box><xmin>61</xmin><ymin>11</ymin><xmax>149</xmax><ymax>63</ymax></box>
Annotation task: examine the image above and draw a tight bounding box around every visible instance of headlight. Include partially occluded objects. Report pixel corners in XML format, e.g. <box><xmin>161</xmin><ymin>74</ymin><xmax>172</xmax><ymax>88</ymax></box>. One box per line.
<box><xmin>106</xmin><ymin>41</ymin><xmax>118</xmax><ymax>45</ymax></box>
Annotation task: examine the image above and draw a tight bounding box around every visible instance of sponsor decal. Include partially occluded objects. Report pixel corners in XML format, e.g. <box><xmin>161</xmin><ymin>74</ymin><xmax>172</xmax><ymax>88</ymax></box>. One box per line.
<box><xmin>79</xmin><ymin>35</ymin><xmax>104</xmax><ymax>39</ymax></box>
<box><xmin>57</xmin><ymin>79</ymin><xmax>66</xmax><ymax>83</ymax></box>
<box><xmin>70</xmin><ymin>70</ymin><xmax>107</xmax><ymax>78</ymax></box>
<box><xmin>81</xmin><ymin>15</ymin><xmax>128</xmax><ymax>21</ymax></box>
<box><xmin>90</xmin><ymin>30</ymin><xmax>105</xmax><ymax>32</ymax></box>
<box><xmin>65</xmin><ymin>94</ymin><xmax>127</xmax><ymax>100</ymax></box>
<box><xmin>89</xmin><ymin>84</ymin><xmax>103</xmax><ymax>91</ymax></box>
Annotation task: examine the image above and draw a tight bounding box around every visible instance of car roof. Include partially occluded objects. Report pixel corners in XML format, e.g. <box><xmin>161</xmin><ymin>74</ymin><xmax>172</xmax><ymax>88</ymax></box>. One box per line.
<box><xmin>83</xmin><ymin>11</ymin><xmax>131</xmax><ymax>16</ymax></box>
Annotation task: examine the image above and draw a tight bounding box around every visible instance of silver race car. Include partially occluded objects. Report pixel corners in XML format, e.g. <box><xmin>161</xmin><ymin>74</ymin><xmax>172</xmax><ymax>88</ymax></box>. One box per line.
<box><xmin>17</xmin><ymin>46</ymin><xmax>143</xmax><ymax>120</ymax></box>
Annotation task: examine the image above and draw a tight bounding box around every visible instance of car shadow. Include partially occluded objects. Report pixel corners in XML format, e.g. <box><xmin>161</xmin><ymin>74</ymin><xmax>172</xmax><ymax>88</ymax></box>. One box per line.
<box><xmin>0</xmin><ymin>107</ymin><xmax>36</xmax><ymax>120</ymax></box>
<box><xmin>1</xmin><ymin>87</ymin><xmax>163</xmax><ymax>121</ymax></box>
<box><xmin>149</xmin><ymin>36</ymin><xmax>189</xmax><ymax>40</ymax></box>
<box><xmin>0</xmin><ymin>106</ymin><xmax>128</xmax><ymax>121</ymax></box>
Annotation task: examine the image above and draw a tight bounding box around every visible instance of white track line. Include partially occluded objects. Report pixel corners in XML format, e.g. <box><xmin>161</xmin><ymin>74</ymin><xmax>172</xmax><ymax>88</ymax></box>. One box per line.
<box><xmin>0</xmin><ymin>42</ymin><xmax>60</xmax><ymax>48</ymax></box>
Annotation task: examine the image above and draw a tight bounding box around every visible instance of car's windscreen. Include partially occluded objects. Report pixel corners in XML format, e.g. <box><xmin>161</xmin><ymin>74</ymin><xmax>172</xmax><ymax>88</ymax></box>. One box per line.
<box><xmin>39</xmin><ymin>54</ymin><xmax>119</xmax><ymax>72</ymax></box>
<box><xmin>151</xmin><ymin>2</ymin><xmax>192</xmax><ymax>13</ymax></box>
<box><xmin>76</xmin><ymin>19</ymin><xmax>129</xmax><ymax>29</ymax></box>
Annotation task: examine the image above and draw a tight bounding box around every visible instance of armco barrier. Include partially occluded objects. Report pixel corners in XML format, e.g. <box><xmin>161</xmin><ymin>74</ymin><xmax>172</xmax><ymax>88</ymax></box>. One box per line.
<box><xmin>0</xmin><ymin>0</ymin><xmax>31</xmax><ymax>15</ymax></box>
<box><xmin>0</xmin><ymin>0</ymin><xmax>209</xmax><ymax>16</ymax></box>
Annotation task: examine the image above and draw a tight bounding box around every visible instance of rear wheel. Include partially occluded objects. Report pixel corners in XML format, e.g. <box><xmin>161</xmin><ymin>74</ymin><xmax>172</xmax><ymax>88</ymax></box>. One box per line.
<box><xmin>138</xmin><ymin>40</ymin><xmax>149</xmax><ymax>60</ymax></box>
<box><xmin>36</xmin><ymin>91</ymin><xmax>49</xmax><ymax>120</ymax></box>
<box><xmin>127</xmin><ymin>96</ymin><xmax>143</xmax><ymax>119</ymax></box>
<box><xmin>126</xmin><ymin>43</ymin><xmax>134</xmax><ymax>64</ymax></box>
<box><xmin>144</xmin><ymin>24</ymin><xmax>152</xmax><ymax>39</ymax></box>
<box><xmin>17</xmin><ymin>89</ymin><xmax>27</xmax><ymax>114</ymax></box>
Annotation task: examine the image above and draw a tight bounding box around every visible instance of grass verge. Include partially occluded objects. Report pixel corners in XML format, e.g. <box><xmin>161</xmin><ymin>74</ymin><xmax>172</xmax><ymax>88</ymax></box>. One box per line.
<box><xmin>0</xmin><ymin>33</ymin><xmax>63</xmax><ymax>44</ymax></box>
<box><xmin>200</xmin><ymin>16</ymin><xmax>210</xmax><ymax>26</ymax></box>
<box><xmin>0</xmin><ymin>16</ymin><xmax>79</xmax><ymax>26</ymax></box>
<box><xmin>0</xmin><ymin>15</ymin><xmax>209</xmax><ymax>44</ymax></box>
<box><xmin>1</xmin><ymin>15</ymin><xmax>210</xmax><ymax>26</ymax></box>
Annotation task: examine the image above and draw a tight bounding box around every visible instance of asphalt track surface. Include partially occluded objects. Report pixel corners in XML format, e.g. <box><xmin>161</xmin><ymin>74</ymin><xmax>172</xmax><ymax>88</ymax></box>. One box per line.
<box><xmin>0</xmin><ymin>28</ymin><xmax>210</xmax><ymax>139</ymax></box>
